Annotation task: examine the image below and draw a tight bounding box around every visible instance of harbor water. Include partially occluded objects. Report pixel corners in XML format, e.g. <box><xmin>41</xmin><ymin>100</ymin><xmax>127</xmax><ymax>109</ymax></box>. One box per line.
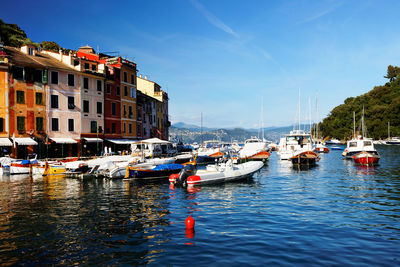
<box><xmin>1</xmin><ymin>146</ymin><xmax>400</xmax><ymax>265</ymax></box>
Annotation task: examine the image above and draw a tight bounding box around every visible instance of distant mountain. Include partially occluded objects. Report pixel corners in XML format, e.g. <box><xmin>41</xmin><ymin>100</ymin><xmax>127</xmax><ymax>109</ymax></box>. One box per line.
<box><xmin>172</xmin><ymin>122</ymin><xmax>215</xmax><ymax>132</ymax></box>
<box><xmin>170</xmin><ymin>123</ymin><xmax>312</xmax><ymax>144</ymax></box>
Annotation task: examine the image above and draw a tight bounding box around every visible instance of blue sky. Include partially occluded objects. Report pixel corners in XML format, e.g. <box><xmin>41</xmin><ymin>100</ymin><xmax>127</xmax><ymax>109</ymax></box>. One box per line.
<box><xmin>2</xmin><ymin>0</ymin><xmax>400</xmax><ymax>128</ymax></box>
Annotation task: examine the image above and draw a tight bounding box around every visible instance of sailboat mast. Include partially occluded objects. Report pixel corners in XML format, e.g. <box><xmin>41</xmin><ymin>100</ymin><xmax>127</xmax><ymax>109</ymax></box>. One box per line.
<box><xmin>261</xmin><ymin>96</ymin><xmax>264</xmax><ymax>141</ymax></box>
<box><xmin>388</xmin><ymin>121</ymin><xmax>390</xmax><ymax>139</ymax></box>
<box><xmin>308</xmin><ymin>97</ymin><xmax>311</xmax><ymax>134</ymax></box>
<box><xmin>201</xmin><ymin>112</ymin><xmax>203</xmax><ymax>147</ymax></box>
<box><xmin>316</xmin><ymin>92</ymin><xmax>319</xmax><ymax>140</ymax></box>
<box><xmin>353</xmin><ymin>111</ymin><xmax>356</xmax><ymax>139</ymax></box>
<box><xmin>298</xmin><ymin>89</ymin><xmax>301</xmax><ymax>131</ymax></box>
<box><xmin>362</xmin><ymin>106</ymin><xmax>366</xmax><ymax>138</ymax></box>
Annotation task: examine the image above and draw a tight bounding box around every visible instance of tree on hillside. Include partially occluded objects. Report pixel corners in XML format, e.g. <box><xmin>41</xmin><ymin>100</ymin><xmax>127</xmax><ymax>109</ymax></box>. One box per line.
<box><xmin>0</xmin><ymin>18</ymin><xmax>28</xmax><ymax>47</ymax></box>
<box><xmin>320</xmin><ymin>65</ymin><xmax>400</xmax><ymax>140</ymax></box>
<box><xmin>384</xmin><ymin>65</ymin><xmax>400</xmax><ymax>82</ymax></box>
<box><xmin>40</xmin><ymin>41</ymin><xmax>61</xmax><ymax>52</ymax></box>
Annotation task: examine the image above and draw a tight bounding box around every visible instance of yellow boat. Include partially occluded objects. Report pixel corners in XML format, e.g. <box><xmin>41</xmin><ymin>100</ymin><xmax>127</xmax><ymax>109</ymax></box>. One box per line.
<box><xmin>43</xmin><ymin>162</ymin><xmax>66</xmax><ymax>176</ymax></box>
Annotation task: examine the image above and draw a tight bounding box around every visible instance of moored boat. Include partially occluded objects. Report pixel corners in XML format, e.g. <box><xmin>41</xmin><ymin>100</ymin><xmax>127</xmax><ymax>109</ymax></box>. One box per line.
<box><xmin>238</xmin><ymin>137</ymin><xmax>270</xmax><ymax>162</ymax></box>
<box><xmin>42</xmin><ymin>162</ymin><xmax>67</xmax><ymax>176</ymax></box>
<box><xmin>277</xmin><ymin>130</ymin><xmax>315</xmax><ymax>160</ymax></box>
<box><xmin>126</xmin><ymin>163</ymin><xmax>184</xmax><ymax>179</ymax></box>
<box><xmin>314</xmin><ymin>143</ymin><xmax>329</xmax><ymax>153</ymax></box>
<box><xmin>169</xmin><ymin>160</ymin><xmax>264</xmax><ymax>187</ymax></box>
<box><xmin>290</xmin><ymin>151</ymin><xmax>320</xmax><ymax>166</ymax></box>
<box><xmin>352</xmin><ymin>151</ymin><xmax>380</xmax><ymax>166</ymax></box>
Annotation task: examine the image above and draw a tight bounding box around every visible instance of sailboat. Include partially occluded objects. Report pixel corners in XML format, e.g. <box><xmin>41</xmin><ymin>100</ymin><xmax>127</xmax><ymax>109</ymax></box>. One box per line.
<box><xmin>385</xmin><ymin>121</ymin><xmax>400</xmax><ymax>145</ymax></box>
<box><xmin>277</xmin><ymin>89</ymin><xmax>319</xmax><ymax>165</ymax></box>
<box><xmin>238</xmin><ymin>97</ymin><xmax>270</xmax><ymax>163</ymax></box>
<box><xmin>313</xmin><ymin>93</ymin><xmax>329</xmax><ymax>153</ymax></box>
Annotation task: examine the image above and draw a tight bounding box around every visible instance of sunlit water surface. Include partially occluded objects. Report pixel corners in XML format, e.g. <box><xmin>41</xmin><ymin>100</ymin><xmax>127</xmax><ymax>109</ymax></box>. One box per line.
<box><xmin>1</xmin><ymin>145</ymin><xmax>400</xmax><ymax>265</ymax></box>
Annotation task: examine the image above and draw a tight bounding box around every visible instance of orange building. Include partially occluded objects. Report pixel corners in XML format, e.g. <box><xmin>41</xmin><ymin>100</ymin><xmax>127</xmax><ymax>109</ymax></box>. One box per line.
<box><xmin>0</xmin><ymin>43</ymin><xmax>12</xmax><ymax>155</ymax></box>
<box><xmin>5</xmin><ymin>45</ymin><xmax>46</xmax><ymax>158</ymax></box>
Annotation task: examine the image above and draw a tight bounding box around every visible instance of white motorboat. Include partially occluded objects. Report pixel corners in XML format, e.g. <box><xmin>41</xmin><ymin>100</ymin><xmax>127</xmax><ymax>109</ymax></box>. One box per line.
<box><xmin>98</xmin><ymin>156</ymin><xmax>176</xmax><ymax>179</ymax></box>
<box><xmin>342</xmin><ymin>137</ymin><xmax>379</xmax><ymax>159</ymax></box>
<box><xmin>342</xmin><ymin>109</ymin><xmax>380</xmax><ymax>160</ymax></box>
<box><xmin>169</xmin><ymin>160</ymin><xmax>264</xmax><ymax>187</ymax></box>
<box><xmin>277</xmin><ymin>130</ymin><xmax>315</xmax><ymax>160</ymax></box>
<box><xmin>325</xmin><ymin>139</ymin><xmax>342</xmax><ymax>145</ymax></box>
<box><xmin>385</xmin><ymin>137</ymin><xmax>400</xmax><ymax>145</ymax></box>
<box><xmin>238</xmin><ymin>137</ymin><xmax>270</xmax><ymax>162</ymax></box>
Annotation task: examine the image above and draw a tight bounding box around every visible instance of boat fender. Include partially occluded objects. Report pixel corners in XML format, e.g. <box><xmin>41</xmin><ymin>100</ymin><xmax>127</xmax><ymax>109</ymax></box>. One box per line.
<box><xmin>169</xmin><ymin>173</ymin><xmax>179</xmax><ymax>183</ymax></box>
<box><xmin>187</xmin><ymin>175</ymin><xmax>201</xmax><ymax>186</ymax></box>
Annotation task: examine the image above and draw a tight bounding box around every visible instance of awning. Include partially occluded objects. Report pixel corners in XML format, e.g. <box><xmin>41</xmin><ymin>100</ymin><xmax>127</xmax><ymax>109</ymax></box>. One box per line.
<box><xmin>50</xmin><ymin>138</ymin><xmax>78</xmax><ymax>144</ymax></box>
<box><xmin>106</xmin><ymin>139</ymin><xmax>136</xmax><ymax>145</ymax></box>
<box><xmin>15</xmin><ymin>137</ymin><xmax>38</xmax><ymax>145</ymax></box>
<box><xmin>135</xmin><ymin>138</ymin><xmax>171</xmax><ymax>144</ymax></box>
<box><xmin>83</xmin><ymin>138</ymin><xmax>103</xmax><ymax>143</ymax></box>
<box><xmin>0</xmin><ymin>138</ymin><xmax>12</xmax><ymax>146</ymax></box>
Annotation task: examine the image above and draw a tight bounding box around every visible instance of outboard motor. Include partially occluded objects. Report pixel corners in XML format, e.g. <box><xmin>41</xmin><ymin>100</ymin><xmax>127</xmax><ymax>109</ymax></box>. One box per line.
<box><xmin>177</xmin><ymin>164</ymin><xmax>197</xmax><ymax>186</ymax></box>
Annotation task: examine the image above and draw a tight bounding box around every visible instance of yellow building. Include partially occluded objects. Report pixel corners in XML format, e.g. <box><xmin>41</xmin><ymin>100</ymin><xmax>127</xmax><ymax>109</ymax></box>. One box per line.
<box><xmin>120</xmin><ymin>59</ymin><xmax>137</xmax><ymax>139</ymax></box>
<box><xmin>137</xmin><ymin>75</ymin><xmax>170</xmax><ymax>140</ymax></box>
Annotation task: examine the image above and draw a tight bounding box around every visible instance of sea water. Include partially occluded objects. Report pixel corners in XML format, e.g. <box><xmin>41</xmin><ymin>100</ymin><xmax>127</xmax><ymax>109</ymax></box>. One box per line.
<box><xmin>0</xmin><ymin>146</ymin><xmax>399</xmax><ymax>265</ymax></box>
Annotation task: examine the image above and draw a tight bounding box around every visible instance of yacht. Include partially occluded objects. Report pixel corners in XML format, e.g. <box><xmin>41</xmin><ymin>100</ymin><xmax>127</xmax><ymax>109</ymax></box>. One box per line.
<box><xmin>277</xmin><ymin>130</ymin><xmax>314</xmax><ymax>160</ymax></box>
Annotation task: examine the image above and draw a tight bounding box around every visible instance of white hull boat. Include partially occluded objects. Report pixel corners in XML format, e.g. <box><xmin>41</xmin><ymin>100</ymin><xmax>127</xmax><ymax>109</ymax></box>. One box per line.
<box><xmin>170</xmin><ymin>161</ymin><xmax>264</xmax><ymax>186</ymax></box>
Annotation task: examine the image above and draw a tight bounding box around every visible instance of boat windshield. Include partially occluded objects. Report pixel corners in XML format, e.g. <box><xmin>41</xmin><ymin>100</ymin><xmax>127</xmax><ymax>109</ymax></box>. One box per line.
<box><xmin>363</xmin><ymin>141</ymin><xmax>372</xmax><ymax>146</ymax></box>
<box><xmin>349</xmin><ymin>142</ymin><xmax>357</xmax><ymax>147</ymax></box>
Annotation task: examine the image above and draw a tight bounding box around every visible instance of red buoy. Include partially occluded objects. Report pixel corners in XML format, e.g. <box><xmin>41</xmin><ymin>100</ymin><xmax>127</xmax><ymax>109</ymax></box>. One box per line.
<box><xmin>185</xmin><ymin>215</ymin><xmax>195</xmax><ymax>229</ymax></box>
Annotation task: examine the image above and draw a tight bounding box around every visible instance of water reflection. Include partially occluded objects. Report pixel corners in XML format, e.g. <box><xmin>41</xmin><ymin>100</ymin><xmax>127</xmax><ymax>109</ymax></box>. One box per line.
<box><xmin>0</xmin><ymin>146</ymin><xmax>400</xmax><ymax>265</ymax></box>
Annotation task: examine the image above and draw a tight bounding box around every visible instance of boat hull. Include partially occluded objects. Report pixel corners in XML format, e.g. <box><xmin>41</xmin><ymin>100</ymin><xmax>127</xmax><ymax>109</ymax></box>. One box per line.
<box><xmin>173</xmin><ymin>161</ymin><xmax>264</xmax><ymax>186</ymax></box>
<box><xmin>314</xmin><ymin>146</ymin><xmax>329</xmax><ymax>153</ymax></box>
<box><xmin>290</xmin><ymin>151</ymin><xmax>319</xmax><ymax>166</ymax></box>
<box><xmin>43</xmin><ymin>165</ymin><xmax>67</xmax><ymax>176</ymax></box>
<box><xmin>353</xmin><ymin>152</ymin><xmax>380</xmax><ymax>166</ymax></box>
<box><xmin>127</xmin><ymin>164</ymin><xmax>184</xmax><ymax>179</ymax></box>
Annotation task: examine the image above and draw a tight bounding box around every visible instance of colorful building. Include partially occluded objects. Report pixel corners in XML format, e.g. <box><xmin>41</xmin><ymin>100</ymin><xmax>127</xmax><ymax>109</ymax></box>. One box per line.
<box><xmin>119</xmin><ymin>60</ymin><xmax>137</xmax><ymax>140</ymax></box>
<box><xmin>4</xmin><ymin>45</ymin><xmax>46</xmax><ymax>159</ymax></box>
<box><xmin>75</xmin><ymin>46</ymin><xmax>106</xmax><ymax>156</ymax></box>
<box><xmin>137</xmin><ymin>75</ymin><xmax>170</xmax><ymax>140</ymax></box>
<box><xmin>40</xmin><ymin>49</ymin><xmax>81</xmax><ymax>158</ymax></box>
<box><xmin>0</xmin><ymin>43</ymin><xmax>12</xmax><ymax>156</ymax></box>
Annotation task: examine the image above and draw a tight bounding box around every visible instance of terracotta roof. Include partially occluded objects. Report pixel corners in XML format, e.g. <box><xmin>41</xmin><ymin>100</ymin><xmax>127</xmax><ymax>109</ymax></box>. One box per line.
<box><xmin>4</xmin><ymin>46</ymin><xmax>44</xmax><ymax>69</ymax></box>
<box><xmin>4</xmin><ymin>46</ymin><xmax>78</xmax><ymax>72</ymax></box>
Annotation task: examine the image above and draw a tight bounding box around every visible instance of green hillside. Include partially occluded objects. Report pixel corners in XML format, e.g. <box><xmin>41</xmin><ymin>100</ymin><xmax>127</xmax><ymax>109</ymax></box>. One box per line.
<box><xmin>320</xmin><ymin>65</ymin><xmax>400</xmax><ymax>140</ymax></box>
<box><xmin>0</xmin><ymin>18</ymin><xmax>62</xmax><ymax>51</ymax></box>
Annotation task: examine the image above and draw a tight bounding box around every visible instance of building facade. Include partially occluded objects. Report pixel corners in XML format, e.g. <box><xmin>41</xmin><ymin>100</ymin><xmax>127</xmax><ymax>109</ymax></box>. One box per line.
<box><xmin>137</xmin><ymin>75</ymin><xmax>170</xmax><ymax>140</ymax></box>
<box><xmin>5</xmin><ymin>45</ymin><xmax>46</xmax><ymax>158</ymax></box>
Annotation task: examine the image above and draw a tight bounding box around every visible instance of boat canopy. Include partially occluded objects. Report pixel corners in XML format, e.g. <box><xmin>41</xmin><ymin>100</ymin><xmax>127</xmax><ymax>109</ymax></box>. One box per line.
<box><xmin>106</xmin><ymin>139</ymin><xmax>136</xmax><ymax>144</ymax></box>
<box><xmin>50</xmin><ymin>138</ymin><xmax>78</xmax><ymax>144</ymax></box>
<box><xmin>0</xmin><ymin>138</ymin><xmax>12</xmax><ymax>146</ymax></box>
<box><xmin>135</xmin><ymin>138</ymin><xmax>170</xmax><ymax>144</ymax></box>
<box><xmin>14</xmin><ymin>138</ymin><xmax>38</xmax><ymax>145</ymax></box>
<box><xmin>83</xmin><ymin>138</ymin><xmax>103</xmax><ymax>143</ymax></box>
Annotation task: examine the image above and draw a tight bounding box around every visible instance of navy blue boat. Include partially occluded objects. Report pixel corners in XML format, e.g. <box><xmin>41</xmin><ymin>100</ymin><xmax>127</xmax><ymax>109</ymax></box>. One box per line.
<box><xmin>127</xmin><ymin>163</ymin><xmax>184</xmax><ymax>179</ymax></box>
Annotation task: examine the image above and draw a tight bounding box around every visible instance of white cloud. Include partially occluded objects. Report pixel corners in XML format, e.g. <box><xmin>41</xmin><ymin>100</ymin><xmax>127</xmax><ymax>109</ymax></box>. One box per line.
<box><xmin>190</xmin><ymin>0</ymin><xmax>239</xmax><ymax>38</ymax></box>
